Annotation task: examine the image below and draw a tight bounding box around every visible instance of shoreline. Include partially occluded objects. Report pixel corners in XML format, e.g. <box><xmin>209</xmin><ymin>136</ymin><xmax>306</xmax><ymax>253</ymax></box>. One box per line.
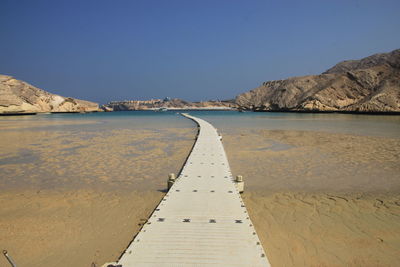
<box><xmin>250</xmin><ymin>109</ymin><xmax>400</xmax><ymax>115</ymax></box>
<box><xmin>2</xmin><ymin>108</ymin><xmax>400</xmax><ymax>116</ymax></box>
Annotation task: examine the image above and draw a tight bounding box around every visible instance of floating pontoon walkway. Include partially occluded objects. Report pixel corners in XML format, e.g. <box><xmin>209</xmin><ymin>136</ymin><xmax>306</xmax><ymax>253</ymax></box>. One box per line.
<box><xmin>116</xmin><ymin>114</ymin><xmax>270</xmax><ymax>266</ymax></box>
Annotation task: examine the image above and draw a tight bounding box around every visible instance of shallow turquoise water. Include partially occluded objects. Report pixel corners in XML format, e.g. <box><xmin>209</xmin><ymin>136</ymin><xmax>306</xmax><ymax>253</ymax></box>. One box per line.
<box><xmin>1</xmin><ymin>111</ymin><xmax>399</xmax><ymax>191</ymax></box>
<box><xmin>2</xmin><ymin>110</ymin><xmax>399</xmax><ymax>138</ymax></box>
<box><xmin>187</xmin><ymin>111</ymin><xmax>400</xmax><ymax>138</ymax></box>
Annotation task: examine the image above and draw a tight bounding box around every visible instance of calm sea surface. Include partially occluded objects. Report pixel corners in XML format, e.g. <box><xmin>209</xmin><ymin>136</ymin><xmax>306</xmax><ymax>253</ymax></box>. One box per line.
<box><xmin>1</xmin><ymin>111</ymin><xmax>399</xmax><ymax>137</ymax></box>
<box><xmin>1</xmin><ymin>111</ymin><xmax>399</xmax><ymax>191</ymax></box>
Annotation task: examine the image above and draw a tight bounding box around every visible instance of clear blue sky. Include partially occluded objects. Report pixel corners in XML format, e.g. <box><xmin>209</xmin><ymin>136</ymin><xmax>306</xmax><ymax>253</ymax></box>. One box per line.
<box><xmin>1</xmin><ymin>0</ymin><xmax>399</xmax><ymax>104</ymax></box>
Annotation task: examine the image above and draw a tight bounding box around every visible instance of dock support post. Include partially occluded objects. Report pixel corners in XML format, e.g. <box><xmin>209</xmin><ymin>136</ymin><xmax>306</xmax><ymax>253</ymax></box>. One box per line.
<box><xmin>235</xmin><ymin>175</ymin><xmax>244</xmax><ymax>193</ymax></box>
<box><xmin>167</xmin><ymin>173</ymin><xmax>176</xmax><ymax>190</ymax></box>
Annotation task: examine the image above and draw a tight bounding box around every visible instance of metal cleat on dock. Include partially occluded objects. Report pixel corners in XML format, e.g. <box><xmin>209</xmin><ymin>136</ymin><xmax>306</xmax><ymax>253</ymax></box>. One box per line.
<box><xmin>235</xmin><ymin>175</ymin><xmax>245</xmax><ymax>193</ymax></box>
<box><xmin>167</xmin><ymin>173</ymin><xmax>176</xmax><ymax>190</ymax></box>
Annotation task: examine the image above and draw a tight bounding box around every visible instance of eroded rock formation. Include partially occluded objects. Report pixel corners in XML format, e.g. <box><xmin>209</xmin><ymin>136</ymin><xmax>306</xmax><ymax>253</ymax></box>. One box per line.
<box><xmin>0</xmin><ymin>75</ymin><xmax>99</xmax><ymax>114</ymax></box>
<box><xmin>236</xmin><ymin>49</ymin><xmax>400</xmax><ymax>113</ymax></box>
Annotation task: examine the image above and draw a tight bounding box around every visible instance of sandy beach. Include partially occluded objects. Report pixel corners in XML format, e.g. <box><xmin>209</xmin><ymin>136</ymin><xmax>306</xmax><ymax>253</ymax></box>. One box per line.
<box><xmin>0</xmin><ymin>189</ymin><xmax>163</xmax><ymax>266</ymax></box>
<box><xmin>1</xmin><ymin>115</ymin><xmax>399</xmax><ymax>266</ymax></box>
<box><xmin>223</xmin><ymin>129</ymin><xmax>400</xmax><ymax>266</ymax></box>
<box><xmin>0</xmin><ymin>119</ymin><xmax>196</xmax><ymax>267</ymax></box>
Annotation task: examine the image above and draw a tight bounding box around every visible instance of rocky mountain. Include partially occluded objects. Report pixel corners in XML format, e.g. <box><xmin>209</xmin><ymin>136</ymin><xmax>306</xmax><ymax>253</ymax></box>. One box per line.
<box><xmin>0</xmin><ymin>75</ymin><xmax>99</xmax><ymax>114</ymax></box>
<box><xmin>236</xmin><ymin>49</ymin><xmax>400</xmax><ymax>113</ymax></box>
<box><xmin>105</xmin><ymin>98</ymin><xmax>236</xmax><ymax>111</ymax></box>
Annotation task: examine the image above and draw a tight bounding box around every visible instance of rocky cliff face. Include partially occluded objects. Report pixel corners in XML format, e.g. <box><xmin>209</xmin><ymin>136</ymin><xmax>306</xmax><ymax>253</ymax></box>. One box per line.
<box><xmin>236</xmin><ymin>49</ymin><xmax>400</xmax><ymax>113</ymax></box>
<box><xmin>0</xmin><ymin>75</ymin><xmax>99</xmax><ymax>114</ymax></box>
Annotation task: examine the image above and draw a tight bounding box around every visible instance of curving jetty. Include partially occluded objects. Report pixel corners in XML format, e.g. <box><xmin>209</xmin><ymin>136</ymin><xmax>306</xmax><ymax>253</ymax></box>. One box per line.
<box><xmin>114</xmin><ymin>113</ymin><xmax>270</xmax><ymax>267</ymax></box>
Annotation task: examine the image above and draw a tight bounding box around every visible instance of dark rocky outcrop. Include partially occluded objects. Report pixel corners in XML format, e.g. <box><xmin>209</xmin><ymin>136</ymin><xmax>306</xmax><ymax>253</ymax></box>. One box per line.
<box><xmin>236</xmin><ymin>49</ymin><xmax>400</xmax><ymax>113</ymax></box>
<box><xmin>0</xmin><ymin>75</ymin><xmax>99</xmax><ymax>114</ymax></box>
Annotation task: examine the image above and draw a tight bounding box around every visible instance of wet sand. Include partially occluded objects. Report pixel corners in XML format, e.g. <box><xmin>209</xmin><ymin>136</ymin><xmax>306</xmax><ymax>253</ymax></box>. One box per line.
<box><xmin>223</xmin><ymin>129</ymin><xmax>400</xmax><ymax>266</ymax></box>
<box><xmin>243</xmin><ymin>192</ymin><xmax>400</xmax><ymax>267</ymax></box>
<box><xmin>1</xmin><ymin>116</ymin><xmax>400</xmax><ymax>266</ymax></box>
<box><xmin>0</xmin><ymin>189</ymin><xmax>163</xmax><ymax>266</ymax></box>
<box><xmin>0</xmin><ymin>121</ymin><xmax>196</xmax><ymax>267</ymax></box>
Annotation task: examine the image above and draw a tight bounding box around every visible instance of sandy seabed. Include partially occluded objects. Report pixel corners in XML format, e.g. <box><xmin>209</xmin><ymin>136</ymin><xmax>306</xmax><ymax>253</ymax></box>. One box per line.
<box><xmin>1</xmin><ymin>119</ymin><xmax>400</xmax><ymax>267</ymax></box>
<box><xmin>223</xmin><ymin>129</ymin><xmax>400</xmax><ymax>267</ymax></box>
<box><xmin>0</xmin><ymin>122</ymin><xmax>196</xmax><ymax>267</ymax></box>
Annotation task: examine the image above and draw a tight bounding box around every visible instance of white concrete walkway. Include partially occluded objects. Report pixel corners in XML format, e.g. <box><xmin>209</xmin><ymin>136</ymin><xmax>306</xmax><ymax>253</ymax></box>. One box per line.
<box><xmin>116</xmin><ymin>113</ymin><xmax>270</xmax><ymax>266</ymax></box>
